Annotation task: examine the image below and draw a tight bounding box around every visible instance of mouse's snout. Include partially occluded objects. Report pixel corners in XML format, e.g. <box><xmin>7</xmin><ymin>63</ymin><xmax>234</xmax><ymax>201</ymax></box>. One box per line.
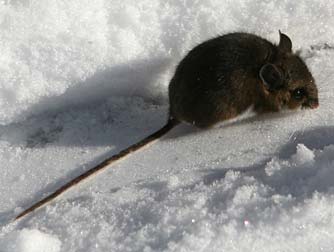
<box><xmin>303</xmin><ymin>98</ymin><xmax>319</xmax><ymax>109</ymax></box>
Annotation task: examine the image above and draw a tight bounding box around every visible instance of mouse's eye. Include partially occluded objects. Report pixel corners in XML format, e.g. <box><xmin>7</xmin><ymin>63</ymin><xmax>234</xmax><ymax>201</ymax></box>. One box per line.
<box><xmin>292</xmin><ymin>88</ymin><xmax>306</xmax><ymax>100</ymax></box>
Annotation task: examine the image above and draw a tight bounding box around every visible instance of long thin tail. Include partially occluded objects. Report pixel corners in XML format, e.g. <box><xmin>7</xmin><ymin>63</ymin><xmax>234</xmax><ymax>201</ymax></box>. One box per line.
<box><xmin>15</xmin><ymin>118</ymin><xmax>179</xmax><ymax>221</ymax></box>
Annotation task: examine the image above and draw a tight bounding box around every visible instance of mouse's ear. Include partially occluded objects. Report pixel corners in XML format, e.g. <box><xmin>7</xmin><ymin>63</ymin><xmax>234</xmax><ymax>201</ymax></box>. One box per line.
<box><xmin>278</xmin><ymin>30</ymin><xmax>292</xmax><ymax>53</ymax></box>
<box><xmin>259</xmin><ymin>63</ymin><xmax>284</xmax><ymax>91</ymax></box>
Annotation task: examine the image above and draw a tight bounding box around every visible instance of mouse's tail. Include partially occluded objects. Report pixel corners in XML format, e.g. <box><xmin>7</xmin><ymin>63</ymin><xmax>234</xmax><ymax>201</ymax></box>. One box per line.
<box><xmin>14</xmin><ymin>118</ymin><xmax>179</xmax><ymax>221</ymax></box>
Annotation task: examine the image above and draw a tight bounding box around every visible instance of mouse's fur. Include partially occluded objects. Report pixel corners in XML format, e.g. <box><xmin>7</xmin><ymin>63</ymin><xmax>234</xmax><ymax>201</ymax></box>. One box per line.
<box><xmin>169</xmin><ymin>31</ymin><xmax>319</xmax><ymax>128</ymax></box>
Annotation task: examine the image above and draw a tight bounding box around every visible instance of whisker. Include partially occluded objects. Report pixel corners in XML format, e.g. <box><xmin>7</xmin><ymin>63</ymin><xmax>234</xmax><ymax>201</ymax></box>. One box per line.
<box><xmin>288</xmin><ymin>129</ymin><xmax>297</xmax><ymax>142</ymax></box>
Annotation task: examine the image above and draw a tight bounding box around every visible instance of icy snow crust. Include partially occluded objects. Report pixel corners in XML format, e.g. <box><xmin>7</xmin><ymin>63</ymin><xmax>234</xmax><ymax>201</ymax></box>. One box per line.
<box><xmin>1</xmin><ymin>0</ymin><xmax>334</xmax><ymax>251</ymax></box>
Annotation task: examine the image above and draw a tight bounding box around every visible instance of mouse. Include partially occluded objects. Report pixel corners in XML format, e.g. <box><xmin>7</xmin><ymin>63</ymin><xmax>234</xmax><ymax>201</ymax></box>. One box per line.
<box><xmin>14</xmin><ymin>31</ymin><xmax>319</xmax><ymax>220</ymax></box>
<box><xmin>168</xmin><ymin>31</ymin><xmax>319</xmax><ymax>128</ymax></box>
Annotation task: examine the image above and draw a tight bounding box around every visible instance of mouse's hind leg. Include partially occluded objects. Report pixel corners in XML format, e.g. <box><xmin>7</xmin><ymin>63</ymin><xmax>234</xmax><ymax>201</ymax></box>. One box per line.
<box><xmin>182</xmin><ymin>100</ymin><xmax>224</xmax><ymax>128</ymax></box>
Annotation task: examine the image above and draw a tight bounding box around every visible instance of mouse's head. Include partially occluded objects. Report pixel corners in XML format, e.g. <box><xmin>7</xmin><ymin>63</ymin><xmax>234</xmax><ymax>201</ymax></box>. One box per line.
<box><xmin>259</xmin><ymin>31</ymin><xmax>319</xmax><ymax>110</ymax></box>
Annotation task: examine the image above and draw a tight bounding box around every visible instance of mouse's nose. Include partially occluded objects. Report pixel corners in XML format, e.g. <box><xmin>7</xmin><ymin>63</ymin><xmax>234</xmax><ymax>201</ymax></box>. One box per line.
<box><xmin>308</xmin><ymin>98</ymin><xmax>319</xmax><ymax>109</ymax></box>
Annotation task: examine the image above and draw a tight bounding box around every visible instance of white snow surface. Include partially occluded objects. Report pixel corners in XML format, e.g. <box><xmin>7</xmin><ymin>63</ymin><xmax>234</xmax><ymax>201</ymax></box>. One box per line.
<box><xmin>1</xmin><ymin>0</ymin><xmax>334</xmax><ymax>251</ymax></box>
<box><xmin>0</xmin><ymin>228</ymin><xmax>61</xmax><ymax>252</ymax></box>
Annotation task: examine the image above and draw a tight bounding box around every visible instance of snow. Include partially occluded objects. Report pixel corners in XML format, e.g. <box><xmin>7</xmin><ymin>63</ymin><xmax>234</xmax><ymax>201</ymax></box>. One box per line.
<box><xmin>0</xmin><ymin>0</ymin><xmax>334</xmax><ymax>251</ymax></box>
<box><xmin>0</xmin><ymin>228</ymin><xmax>61</xmax><ymax>252</ymax></box>
<box><xmin>291</xmin><ymin>144</ymin><xmax>315</xmax><ymax>166</ymax></box>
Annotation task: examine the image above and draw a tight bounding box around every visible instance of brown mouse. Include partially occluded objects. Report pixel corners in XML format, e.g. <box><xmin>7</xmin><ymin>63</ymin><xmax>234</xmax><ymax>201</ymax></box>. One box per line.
<box><xmin>169</xmin><ymin>31</ymin><xmax>319</xmax><ymax>128</ymax></box>
<box><xmin>15</xmin><ymin>31</ymin><xmax>319</xmax><ymax>220</ymax></box>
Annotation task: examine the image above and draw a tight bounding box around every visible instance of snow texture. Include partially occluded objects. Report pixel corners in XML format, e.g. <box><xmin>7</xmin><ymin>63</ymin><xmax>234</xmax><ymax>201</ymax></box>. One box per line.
<box><xmin>1</xmin><ymin>0</ymin><xmax>334</xmax><ymax>251</ymax></box>
<box><xmin>0</xmin><ymin>228</ymin><xmax>61</xmax><ymax>252</ymax></box>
